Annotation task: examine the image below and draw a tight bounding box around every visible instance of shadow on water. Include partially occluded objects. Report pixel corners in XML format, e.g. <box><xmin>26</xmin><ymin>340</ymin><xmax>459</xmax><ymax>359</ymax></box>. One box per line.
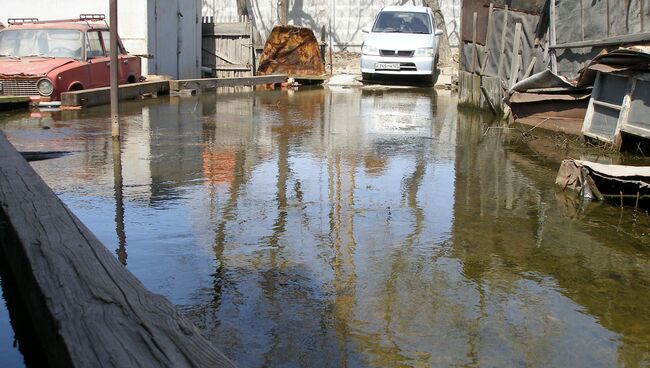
<box><xmin>0</xmin><ymin>250</ymin><xmax>48</xmax><ymax>368</ymax></box>
<box><xmin>0</xmin><ymin>87</ymin><xmax>649</xmax><ymax>367</ymax></box>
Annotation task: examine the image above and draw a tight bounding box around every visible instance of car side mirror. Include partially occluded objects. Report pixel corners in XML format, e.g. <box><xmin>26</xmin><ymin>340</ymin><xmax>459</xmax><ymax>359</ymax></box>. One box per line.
<box><xmin>434</xmin><ymin>29</ymin><xmax>444</xmax><ymax>36</ymax></box>
<box><xmin>362</xmin><ymin>28</ymin><xmax>370</xmax><ymax>34</ymax></box>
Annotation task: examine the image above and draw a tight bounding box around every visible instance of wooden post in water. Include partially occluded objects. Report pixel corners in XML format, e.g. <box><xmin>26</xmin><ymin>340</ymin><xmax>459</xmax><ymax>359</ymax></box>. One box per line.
<box><xmin>110</xmin><ymin>0</ymin><xmax>120</xmax><ymax>138</ymax></box>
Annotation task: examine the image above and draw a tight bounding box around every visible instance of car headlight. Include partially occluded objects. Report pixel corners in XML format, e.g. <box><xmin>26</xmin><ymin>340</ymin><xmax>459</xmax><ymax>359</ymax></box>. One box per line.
<box><xmin>362</xmin><ymin>44</ymin><xmax>379</xmax><ymax>56</ymax></box>
<box><xmin>414</xmin><ymin>47</ymin><xmax>435</xmax><ymax>57</ymax></box>
<box><xmin>37</xmin><ymin>78</ymin><xmax>54</xmax><ymax>96</ymax></box>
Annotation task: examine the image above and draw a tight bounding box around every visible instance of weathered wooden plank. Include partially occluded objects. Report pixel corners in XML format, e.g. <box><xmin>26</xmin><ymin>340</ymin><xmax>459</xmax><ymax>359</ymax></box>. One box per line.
<box><xmin>549</xmin><ymin>0</ymin><xmax>558</xmax><ymax>73</ymax></box>
<box><xmin>170</xmin><ymin>75</ymin><xmax>287</xmax><ymax>91</ymax></box>
<box><xmin>61</xmin><ymin>81</ymin><xmax>169</xmax><ymax>107</ymax></box>
<box><xmin>480</xmin><ymin>3</ymin><xmax>494</xmax><ymax>75</ymax></box>
<box><xmin>213</xmin><ymin>64</ymin><xmax>251</xmax><ymax>71</ymax></box>
<box><xmin>509</xmin><ymin>23</ymin><xmax>523</xmax><ymax>89</ymax></box>
<box><xmin>0</xmin><ymin>96</ymin><xmax>30</xmax><ymax>104</ymax></box>
<box><xmin>0</xmin><ymin>132</ymin><xmax>236</xmax><ymax>368</ymax></box>
<box><xmin>471</xmin><ymin>12</ymin><xmax>478</xmax><ymax>73</ymax></box>
<box><xmin>291</xmin><ymin>74</ymin><xmax>328</xmax><ymax>81</ymax></box>
<box><xmin>0</xmin><ymin>96</ymin><xmax>30</xmax><ymax>110</ymax></box>
<box><xmin>497</xmin><ymin>5</ymin><xmax>509</xmax><ymax>79</ymax></box>
<box><xmin>203</xmin><ymin>23</ymin><xmax>250</xmax><ymax>37</ymax></box>
<box><xmin>458</xmin><ymin>71</ymin><xmax>503</xmax><ymax>114</ymax></box>
<box><xmin>524</xmin><ymin>57</ymin><xmax>538</xmax><ymax>79</ymax></box>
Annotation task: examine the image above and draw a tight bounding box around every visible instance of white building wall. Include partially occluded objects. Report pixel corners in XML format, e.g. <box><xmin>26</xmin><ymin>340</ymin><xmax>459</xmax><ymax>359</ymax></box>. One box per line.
<box><xmin>1</xmin><ymin>0</ymin><xmax>201</xmax><ymax>78</ymax></box>
<box><xmin>201</xmin><ymin>0</ymin><xmax>460</xmax><ymax>51</ymax></box>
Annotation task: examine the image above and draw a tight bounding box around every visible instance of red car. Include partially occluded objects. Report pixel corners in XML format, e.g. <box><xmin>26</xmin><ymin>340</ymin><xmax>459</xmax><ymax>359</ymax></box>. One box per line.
<box><xmin>0</xmin><ymin>15</ymin><xmax>141</xmax><ymax>104</ymax></box>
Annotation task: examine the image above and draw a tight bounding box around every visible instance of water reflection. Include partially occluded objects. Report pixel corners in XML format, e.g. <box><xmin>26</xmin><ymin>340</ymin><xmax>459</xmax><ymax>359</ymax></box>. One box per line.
<box><xmin>112</xmin><ymin>138</ymin><xmax>127</xmax><ymax>265</ymax></box>
<box><xmin>0</xmin><ymin>88</ymin><xmax>649</xmax><ymax>367</ymax></box>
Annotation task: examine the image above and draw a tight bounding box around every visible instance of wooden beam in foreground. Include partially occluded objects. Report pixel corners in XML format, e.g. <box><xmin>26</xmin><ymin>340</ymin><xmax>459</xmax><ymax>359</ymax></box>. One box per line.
<box><xmin>61</xmin><ymin>81</ymin><xmax>169</xmax><ymax>108</ymax></box>
<box><xmin>0</xmin><ymin>132</ymin><xmax>236</xmax><ymax>368</ymax></box>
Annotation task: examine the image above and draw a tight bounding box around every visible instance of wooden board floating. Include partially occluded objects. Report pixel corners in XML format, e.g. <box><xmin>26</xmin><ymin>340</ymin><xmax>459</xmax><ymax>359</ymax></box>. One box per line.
<box><xmin>169</xmin><ymin>75</ymin><xmax>287</xmax><ymax>92</ymax></box>
<box><xmin>0</xmin><ymin>96</ymin><xmax>30</xmax><ymax>110</ymax></box>
<box><xmin>0</xmin><ymin>132</ymin><xmax>236</xmax><ymax>368</ymax></box>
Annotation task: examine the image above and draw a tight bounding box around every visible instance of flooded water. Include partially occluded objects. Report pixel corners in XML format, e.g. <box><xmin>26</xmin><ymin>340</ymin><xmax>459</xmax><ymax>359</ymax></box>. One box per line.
<box><xmin>1</xmin><ymin>87</ymin><xmax>650</xmax><ymax>367</ymax></box>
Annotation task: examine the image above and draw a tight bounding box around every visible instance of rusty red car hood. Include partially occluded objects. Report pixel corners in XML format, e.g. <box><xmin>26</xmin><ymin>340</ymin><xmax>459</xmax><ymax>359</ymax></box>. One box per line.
<box><xmin>0</xmin><ymin>57</ymin><xmax>76</xmax><ymax>78</ymax></box>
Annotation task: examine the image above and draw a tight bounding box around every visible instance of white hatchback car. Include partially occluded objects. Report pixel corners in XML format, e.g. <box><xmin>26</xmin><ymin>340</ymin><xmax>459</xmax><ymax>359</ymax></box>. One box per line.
<box><xmin>360</xmin><ymin>6</ymin><xmax>443</xmax><ymax>85</ymax></box>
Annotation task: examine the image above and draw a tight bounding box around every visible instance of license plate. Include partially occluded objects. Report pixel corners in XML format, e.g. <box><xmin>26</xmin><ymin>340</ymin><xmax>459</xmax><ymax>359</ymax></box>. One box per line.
<box><xmin>375</xmin><ymin>62</ymin><xmax>400</xmax><ymax>70</ymax></box>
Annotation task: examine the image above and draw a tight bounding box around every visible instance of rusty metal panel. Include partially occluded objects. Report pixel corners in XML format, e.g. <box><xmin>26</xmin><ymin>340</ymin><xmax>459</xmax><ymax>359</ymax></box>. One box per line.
<box><xmin>256</xmin><ymin>26</ymin><xmax>326</xmax><ymax>77</ymax></box>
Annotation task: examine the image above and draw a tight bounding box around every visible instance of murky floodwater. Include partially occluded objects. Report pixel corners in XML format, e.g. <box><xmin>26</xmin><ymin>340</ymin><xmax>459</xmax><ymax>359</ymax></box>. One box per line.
<box><xmin>1</xmin><ymin>87</ymin><xmax>650</xmax><ymax>367</ymax></box>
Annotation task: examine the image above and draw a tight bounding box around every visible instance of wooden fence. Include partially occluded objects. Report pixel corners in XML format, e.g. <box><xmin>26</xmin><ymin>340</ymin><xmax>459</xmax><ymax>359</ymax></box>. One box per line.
<box><xmin>202</xmin><ymin>16</ymin><xmax>257</xmax><ymax>78</ymax></box>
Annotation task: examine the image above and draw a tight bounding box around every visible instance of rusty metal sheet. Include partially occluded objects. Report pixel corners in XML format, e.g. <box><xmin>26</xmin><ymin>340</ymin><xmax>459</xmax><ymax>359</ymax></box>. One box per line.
<box><xmin>256</xmin><ymin>26</ymin><xmax>326</xmax><ymax>77</ymax></box>
<box><xmin>556</xmin><ymin>159</ymin><xmax>650</xmax><ymax>207</ymax></box>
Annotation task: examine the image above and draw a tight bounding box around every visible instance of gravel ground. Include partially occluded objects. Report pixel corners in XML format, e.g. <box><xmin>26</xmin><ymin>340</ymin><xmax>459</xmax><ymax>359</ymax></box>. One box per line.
<box><xmin>328</xmin><ymin>51</ymin><xmax>362</xmax><ymax>75</ymax></box>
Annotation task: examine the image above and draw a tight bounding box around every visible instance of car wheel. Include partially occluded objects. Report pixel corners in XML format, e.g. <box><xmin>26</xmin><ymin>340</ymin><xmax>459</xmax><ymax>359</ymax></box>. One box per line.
<box><xmin>362</xmin><ymin>72</ymin><xmax>373</xmax><ymax>82</ymax></box>
<box><xmin>425</xmin><ymin>56</ymin><xmax>440</xmax><ymax>86</ymax></box>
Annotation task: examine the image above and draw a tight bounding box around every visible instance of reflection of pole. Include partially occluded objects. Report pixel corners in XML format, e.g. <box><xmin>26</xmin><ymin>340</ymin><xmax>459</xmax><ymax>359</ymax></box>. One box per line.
<box><xmin>112</xmin><ymin>139</ymin><xmax>127</xmax><ymax>265</ymax></box>
<box><xmin>110</xmin><ymin>0</ymin><xmax>120</xmax><ymax>138</ymax></box>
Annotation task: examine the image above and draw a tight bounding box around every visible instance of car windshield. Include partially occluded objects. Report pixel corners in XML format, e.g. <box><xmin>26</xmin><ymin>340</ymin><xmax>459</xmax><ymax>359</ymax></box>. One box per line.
<box><xmin>372</xmin><ymin>11</ymin><xmax>432</xmax><ymax>34</ymax></box>
<box><xmin>0</xmin><ymin>29</ymin><xmax>83</xmax><ymax>59</ymax></box>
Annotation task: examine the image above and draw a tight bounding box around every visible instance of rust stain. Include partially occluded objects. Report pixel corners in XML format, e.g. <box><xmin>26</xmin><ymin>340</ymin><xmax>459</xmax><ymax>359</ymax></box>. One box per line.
<box><xmin>257</xmin><ymin>25</ymin><xmax>326</xmax><ymax>76</ymax></box>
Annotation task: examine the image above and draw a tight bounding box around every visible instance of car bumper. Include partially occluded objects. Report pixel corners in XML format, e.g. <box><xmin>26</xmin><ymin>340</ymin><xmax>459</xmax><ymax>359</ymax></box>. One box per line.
<box><xmin>360</xmin><ymin>54</ymin><xmax>435</xmax><ymax>75</ymax></box>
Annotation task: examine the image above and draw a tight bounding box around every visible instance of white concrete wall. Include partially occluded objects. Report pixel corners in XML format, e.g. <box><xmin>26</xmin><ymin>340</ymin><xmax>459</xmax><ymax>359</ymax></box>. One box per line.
<box><xmin>1</xmin><ymin>0</ymin><xmax>201</xmax><ymax>78</ymax></box>
<box><xmin>201</xmin><ymin>0</ymin><xmax>460</xmax><ymax>51</ymax></box>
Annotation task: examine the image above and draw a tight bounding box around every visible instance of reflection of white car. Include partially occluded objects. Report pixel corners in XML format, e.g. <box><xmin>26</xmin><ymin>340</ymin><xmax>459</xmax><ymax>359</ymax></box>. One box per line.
<box><xmin>361</xmin><ymin>6</ymin><xmax>442</xmax><ymax>85</ymax></box>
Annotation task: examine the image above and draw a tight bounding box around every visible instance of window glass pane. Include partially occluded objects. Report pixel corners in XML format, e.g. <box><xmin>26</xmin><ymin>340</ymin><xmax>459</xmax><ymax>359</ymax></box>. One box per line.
<box><xmin>101</xmin><ymin>31</ymin><xmax>124</xmax><ymax>54</ymax></box>
<box><xmin>101</xmin><ymin>31</ymin><xmax>110</xmax><ymax>54</ymax></box>
<box><xmin>372</xmin><ymin>12</ymin><xmax>432</xmax><ymax>34</ymax></box>
<box><xmin>0</xmin><ymin>29</ymin><xmax>82</xmax><ymax>58</ymax></box>
<box><xmin>86</xmin><ymin>31</ymin><xmax>104</xmax><ymax>58</ymax></box>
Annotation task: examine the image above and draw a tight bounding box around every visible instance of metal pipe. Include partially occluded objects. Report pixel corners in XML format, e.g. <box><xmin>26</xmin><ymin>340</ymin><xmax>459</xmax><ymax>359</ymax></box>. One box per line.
<box><xmin>110</xmin><ymin>0</ymin><xmax>119</xmax><ymax>138</ymax></box>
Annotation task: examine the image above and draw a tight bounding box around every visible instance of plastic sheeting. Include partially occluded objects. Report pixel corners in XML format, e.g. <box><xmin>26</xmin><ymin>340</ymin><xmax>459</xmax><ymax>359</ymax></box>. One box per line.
<box><xmin>460</xmin><ymin>0</ymin><xmax>546</xmax><ymax>44</ymax></box>
<box><xmin>510</xmin><ymin>69</ymin><xmax>573</xmax><ymax>92</ymax></box>
<box><xmin>555</xmin><ymin>0</ymin><xmax>650</xmax><ymax>79</ymax></box>
<box><xmin>460</xmin><ymin>8</ymin><xmax>548</xmax><ymax>82</ymax></box>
